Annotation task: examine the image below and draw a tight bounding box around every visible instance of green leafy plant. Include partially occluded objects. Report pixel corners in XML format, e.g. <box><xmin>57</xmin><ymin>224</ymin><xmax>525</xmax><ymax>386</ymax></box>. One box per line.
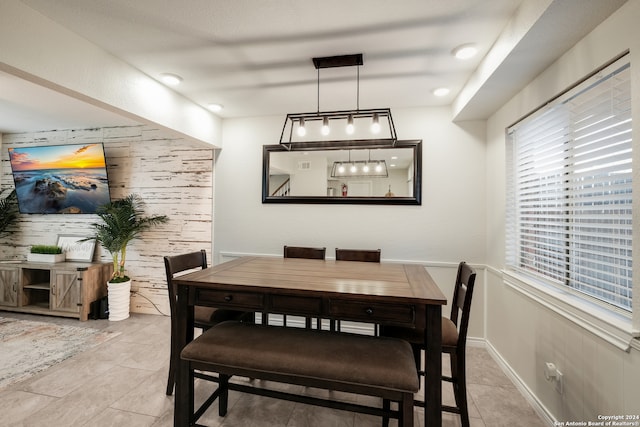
<box><xmin>30</xmin><ymin>245</ymin><xmax>63</xmax><ymax>254</ymax></box>
<box><xmin>88</xmin><ymin>194</ymin><xmax>168</xmax><ymax>283</ymax></box>
<box><xmin>0</xmin><ymin>189</ymin><xmax>19</xmax><ymax>237</ymax></box>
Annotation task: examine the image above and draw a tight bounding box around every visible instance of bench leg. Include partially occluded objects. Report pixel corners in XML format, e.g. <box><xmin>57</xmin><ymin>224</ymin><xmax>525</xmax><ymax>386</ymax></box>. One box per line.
<box><xmin>219</xmin><ymin>374</ymin><xmax>230</xmax><ymax>417</ymax></box>
<box><xmin>187</xmin><ymin>364</ymin><xmax>195</xmax><ymax>425</ymax></box>
<box><xmin>400</xmin><ymin>393</ymin><xmax>414</xmax><ymax>427</ymax></box>
<box><xmin>382</xmin><ymin>399</ymin><xmax>390</xmax><ymax>427</ymax></box>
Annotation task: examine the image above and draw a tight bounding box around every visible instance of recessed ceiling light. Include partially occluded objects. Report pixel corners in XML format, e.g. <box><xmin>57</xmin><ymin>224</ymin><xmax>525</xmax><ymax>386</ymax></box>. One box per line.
<box><xmin>433</xmin><ymin>87</ymin><xmax>450</xmax><ymax>97</ymax></box>
<box><xmin>452</xmin><ymin>44</ymin><xmax>478</xmax><ymax>60</ymax></box>
<box><xmin>160</xmin><ymin>73</ymin><xmax>182</xmax><ymax>86</ymax></box>
<box><xmin>208</xmin><ymin>103</ymin><xmax>223</xmax><ymax>112</ymax></box>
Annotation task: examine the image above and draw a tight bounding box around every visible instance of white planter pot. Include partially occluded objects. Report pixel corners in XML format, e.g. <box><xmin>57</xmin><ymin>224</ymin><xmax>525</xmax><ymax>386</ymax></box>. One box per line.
<box><xmin>107</xmin><ymin>279</ymin><xmax>131</xmax><ymax>321</ymax></box>
<box><xmin>27</xmin><ymin>253</ymin><xmax>66</xmax><ymax>263</ymax></box>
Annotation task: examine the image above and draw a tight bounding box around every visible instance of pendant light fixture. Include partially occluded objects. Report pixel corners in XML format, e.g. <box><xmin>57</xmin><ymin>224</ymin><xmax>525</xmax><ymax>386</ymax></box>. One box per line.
<box><xmin>280</xmin><ymin>54</ymin><xmax>397</xmax><ymax>150</ymax></box>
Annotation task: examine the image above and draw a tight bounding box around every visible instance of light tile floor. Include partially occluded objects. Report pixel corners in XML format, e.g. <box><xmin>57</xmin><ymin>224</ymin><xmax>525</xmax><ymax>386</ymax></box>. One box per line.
<box><xmin>0</xmin><ymin>312</ymin><xmax>547</xmax><ymax>426</ymax></box>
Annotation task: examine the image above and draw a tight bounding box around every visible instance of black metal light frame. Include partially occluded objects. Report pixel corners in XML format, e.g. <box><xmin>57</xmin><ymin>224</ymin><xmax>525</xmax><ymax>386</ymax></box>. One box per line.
<box><xmin>279</xmin><ymin>54</ymin><xmax>397</xmax><ymax>150</ymax></box>
<box><xmin>280</xmin><ymin>108</ymin><xmax>397</xmax><ymax>150</ymax></box>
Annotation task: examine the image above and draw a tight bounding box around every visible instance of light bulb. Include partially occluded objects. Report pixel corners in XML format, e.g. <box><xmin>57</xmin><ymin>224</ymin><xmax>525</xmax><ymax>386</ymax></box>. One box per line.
<box><xmin>321</xmin><ymin>117</ymin><xmax>330</xmax><ymax>136</ymax></box>
<box><xmin>346</xmin><ymin>115</ymin><xmax>355</xmax><ymax>135</ymax></box>
<box><xmin>338</xmin><ymin>164</ymin><xmax>345</xmax><ymax>174</ymax></box>
<box><xmin>375</xmin><ymin>163</ymin><xmax>383</xmax><ymax>173</ymax></box>
<box><xmin>350</xmin><ymin>164</ymin><xmax>357</xmax><ymax>173</ymax></box>
<box><xmin>296</xmin><ymin>118</ymin><xmax>306</xmax><ymax>137</ymax></box>
<box><xmin>371</xmin><ymin>113</ymin><xmax>381</xmax><ymax>134</ymax></box>
<box><xmin>363</xmin><ymin>164</ymin><xmax>370</xmax><ymax>173</ymax></box>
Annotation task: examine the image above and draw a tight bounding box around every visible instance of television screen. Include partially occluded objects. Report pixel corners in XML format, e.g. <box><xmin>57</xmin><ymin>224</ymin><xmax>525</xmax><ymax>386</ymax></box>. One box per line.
<box><xmin>7</xmin><ymin>143</ymin><xmax>111</xmax><ymax>214</ymax></box>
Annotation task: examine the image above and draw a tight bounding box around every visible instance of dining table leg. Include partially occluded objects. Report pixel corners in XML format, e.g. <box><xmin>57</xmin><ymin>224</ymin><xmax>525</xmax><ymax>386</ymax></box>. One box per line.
<box><xmin>424</xmin><ymin>304</ymin><xmax>442</xmax><ymax>426</ymax></box>
<box><xmin>174</xmin><ymin>284</ymin><xmax>194</xmax><ymax>427</ymax></box>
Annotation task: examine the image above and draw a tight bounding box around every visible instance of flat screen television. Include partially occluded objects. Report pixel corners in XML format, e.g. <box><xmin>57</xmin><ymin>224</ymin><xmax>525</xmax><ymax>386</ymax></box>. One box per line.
<box><xmin>7</xmin><ymin>143</ymin><xmax>111</xmax><ymax>214</ymax></box>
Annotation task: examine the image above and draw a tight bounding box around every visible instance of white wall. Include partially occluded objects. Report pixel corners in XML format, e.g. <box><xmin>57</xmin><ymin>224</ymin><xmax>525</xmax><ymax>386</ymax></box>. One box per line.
<box><xmin>216</xmin><ymin>107</ymin><xmax>487</xmax><ymax>262</ymax></box>
<box><xmin>485</xmin><ymin>1</ymin><xmax>640</xmax><ymax>423</ymax></box>
<box><xmin>214</xmin><ymin>106</ymin><xmax>488</xmax><ymax>338</ymax></box>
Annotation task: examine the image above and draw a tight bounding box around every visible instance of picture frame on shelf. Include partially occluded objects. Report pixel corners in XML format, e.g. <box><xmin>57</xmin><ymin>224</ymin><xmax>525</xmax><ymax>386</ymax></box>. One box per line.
<box><xmin>57</xmin><ymin>235</ymin><xmax>96</xmax><ymax>262</ymax></box>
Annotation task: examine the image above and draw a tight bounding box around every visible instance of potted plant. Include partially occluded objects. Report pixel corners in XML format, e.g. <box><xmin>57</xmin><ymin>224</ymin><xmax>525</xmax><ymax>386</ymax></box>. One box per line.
<box><xmin>0</xmin><ymin>189</ymin><xmax>18</xmax><ymax>238</ymax></box>
<box><xmin>88</xmin><ymin>194</ymin><xmax>168</xmax><ymax>321</ymax></box>
<box><xmin>0</xmin><ymin>189</ymin><xmax>19</xmax><ymax>261</ymax></box>
<box><xmin>27</xmin><ymin>245</ymin><xmax>65</xmax><ymax>263</ymax></box>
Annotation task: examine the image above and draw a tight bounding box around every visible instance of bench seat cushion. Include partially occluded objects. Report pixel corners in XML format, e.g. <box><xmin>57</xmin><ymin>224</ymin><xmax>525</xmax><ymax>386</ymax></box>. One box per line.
<box><xmin>181</xmin><ymin>321</ymin><xmax>419</xmax><ymax>393</ymax></box>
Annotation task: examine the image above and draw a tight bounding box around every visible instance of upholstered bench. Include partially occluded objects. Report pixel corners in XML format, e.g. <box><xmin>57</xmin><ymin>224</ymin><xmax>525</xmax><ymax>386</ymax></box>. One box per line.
<box><xmin>180</xmin><ymin>321</ymin><xmax>419</xmax><ymax>427</ymax></box>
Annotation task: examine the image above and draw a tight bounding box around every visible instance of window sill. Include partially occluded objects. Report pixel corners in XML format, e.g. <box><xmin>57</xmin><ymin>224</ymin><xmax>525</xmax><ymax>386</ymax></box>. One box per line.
<box><xmin>502</xmin><ymin>269</ymin><xmax>639</xmax><ymax>352</ymax></box>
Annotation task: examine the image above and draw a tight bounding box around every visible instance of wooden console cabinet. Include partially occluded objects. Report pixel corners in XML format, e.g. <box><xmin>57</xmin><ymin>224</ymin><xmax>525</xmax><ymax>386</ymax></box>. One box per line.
<box><xmin>0</xmin><ymin>261</ymin><xmax>112</xmax><ymax>321</ymax></box>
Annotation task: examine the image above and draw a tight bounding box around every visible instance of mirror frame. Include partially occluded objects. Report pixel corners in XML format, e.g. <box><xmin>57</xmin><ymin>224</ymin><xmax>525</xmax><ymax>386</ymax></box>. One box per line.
<box><xmin>262</xmin><ymin>140</ymin><xmax>422</xmax><ymax>205</ymax></box>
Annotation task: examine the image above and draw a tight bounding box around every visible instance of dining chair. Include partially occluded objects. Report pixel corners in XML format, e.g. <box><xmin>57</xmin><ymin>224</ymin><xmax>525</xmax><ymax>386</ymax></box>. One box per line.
<box><xmin>381</xmin><ymin>261</ymin><xmax>477</xmax><ymax>427</ymax></box>
<box><xmin>335</xmin><ymin>248</ymin><xmax>381</xmax><ymax>262</ymax></box>
<box><xmin>334</xmin><ymin>248</ymin><xmax>381</xmax><ymax>333</ymax></box>
<box><xmin>164</xmin><ymin>249</ymin><xmax>249</xmax><ymax>396</ymax></box>
<box><xmin>283</xmin><ymin>245</ymin><xmax>326</xmax><ymax>328</ymax></box>
<box><xmin>283</xmin><ymin>245</ymin><xmax>326</xmax><ymax>260</ymax></box>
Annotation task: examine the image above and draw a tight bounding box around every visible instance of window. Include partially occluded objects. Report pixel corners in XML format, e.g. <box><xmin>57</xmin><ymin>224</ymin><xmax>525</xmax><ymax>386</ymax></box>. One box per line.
<box><xmin>506</xmin><ymin>54</ymin><xmax>632</xmax><ymax>312</ymax></box>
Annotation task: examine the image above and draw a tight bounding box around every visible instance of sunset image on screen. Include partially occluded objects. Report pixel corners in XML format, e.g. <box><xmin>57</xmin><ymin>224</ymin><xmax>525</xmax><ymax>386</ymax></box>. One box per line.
<box><xmin>7</xmin><ymin>143</ymin><xmax>111</xmax><ymax>214</ymax></box>
<box><xmin>8</xmin><ymin>144</ymin><xmax>106</xmax><ymax>172</ymax></box>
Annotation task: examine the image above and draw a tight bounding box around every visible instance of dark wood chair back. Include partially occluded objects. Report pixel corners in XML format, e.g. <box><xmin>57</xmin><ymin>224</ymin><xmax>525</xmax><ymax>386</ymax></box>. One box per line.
<box><xmin>335</xmin><ymin>248</ymin><xmax>381</xmax><ymax>263</ymax></box>
<box><xmin>282</xmin><ymin>245</ymin><xmax>326</xmax><ymax>329</ymax></box>
<box><xmin>378</xmin><ymin>260</ymin><xmax>477</xmax><ymax>426</ymax></box>
<box><xmin>164</xmin><ymin>250</ymin><xmax>208</xmax><ymax>395</ymax></box>
<box><xmin>449</xmin><ymin>261</ymin><xmax>476</xmax><ymax>348</ymax></box>
<box><xmin>283</xmin><ymin>246</ymin><xmax>326</xmax><ymax>260</ymax></box>
<box><xmin>164</xmin><ymin>250</ymin><xmax>248</xmax><ymax>396</ymax></box>
<box><xmin>165</xmin><ymin>250</ymin><xmax>208</xmax><ymax>326</ymax></box>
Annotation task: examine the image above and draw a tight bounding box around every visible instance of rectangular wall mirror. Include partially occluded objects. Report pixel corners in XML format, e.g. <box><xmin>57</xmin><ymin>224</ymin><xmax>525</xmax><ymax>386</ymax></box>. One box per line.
<box><xmin>262</xmin><ymin>140</ymin><xmax>421</xmax><ymax>205</ymax></box>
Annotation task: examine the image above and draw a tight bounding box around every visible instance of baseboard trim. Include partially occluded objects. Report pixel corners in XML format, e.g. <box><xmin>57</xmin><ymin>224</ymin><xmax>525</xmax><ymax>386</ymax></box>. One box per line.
<box><xmin>484</xmin><ymin>339</ymin><xmax>555</xmax><ymax>426</ymax></box>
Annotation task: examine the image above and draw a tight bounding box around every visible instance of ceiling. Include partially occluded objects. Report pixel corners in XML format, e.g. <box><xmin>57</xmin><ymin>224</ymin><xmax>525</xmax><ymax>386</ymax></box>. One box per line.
<box><xmin>0</xmin><ymin>0</ymin><xmax>627</xmax><ymax>134</ymax></box>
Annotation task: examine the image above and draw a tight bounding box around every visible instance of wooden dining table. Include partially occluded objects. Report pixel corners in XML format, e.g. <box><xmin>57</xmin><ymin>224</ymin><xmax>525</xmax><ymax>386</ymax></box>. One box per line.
<box><xmin>173</xmin><ymin>256</ymin><xmax>447</xmax><ymax>426</ymax></box>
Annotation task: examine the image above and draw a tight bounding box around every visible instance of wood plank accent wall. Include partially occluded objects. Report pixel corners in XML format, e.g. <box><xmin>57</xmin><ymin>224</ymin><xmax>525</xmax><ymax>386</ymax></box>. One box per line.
<box><xmin>0</xmin><ymin>125</ymin><xmax>214</xmax><ymax>316</ymax></box>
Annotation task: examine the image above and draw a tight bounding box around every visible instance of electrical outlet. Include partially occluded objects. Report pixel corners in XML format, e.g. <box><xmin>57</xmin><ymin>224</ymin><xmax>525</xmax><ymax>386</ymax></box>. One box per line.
<box><xmin>544</xmin><ymin>362</ymin><xmax>564</xmax><ymax>394</ymax></box>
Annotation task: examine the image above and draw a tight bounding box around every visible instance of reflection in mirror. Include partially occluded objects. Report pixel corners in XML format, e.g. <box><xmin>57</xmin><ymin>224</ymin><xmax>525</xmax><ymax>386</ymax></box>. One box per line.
<box><xmin>263</xmin><ymin>140</ymin><xmax>421</xmax><ymax>205</ymax></box>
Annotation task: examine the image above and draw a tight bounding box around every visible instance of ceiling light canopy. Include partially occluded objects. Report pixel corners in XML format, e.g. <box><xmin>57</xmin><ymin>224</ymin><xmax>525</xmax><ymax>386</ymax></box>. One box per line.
<box><xmin>160</xmin><ymin>73</ymin><xmax>182</xmax><ymax>86</ymax></box>
<box><xmin>280</xmin><ymin>54</ymin><xmax>397</xmax><ymax>150</ymax></box>
<box><xmin>433</xmin><ymin>87</ymin><xmax>450</xmax><ymax>97</ymax></box>
<box><xmin>208</xmin><ymin>103</ymin><xmax>223</xmax><ymax>112</ymax></box>
<box><xmin>452</xmin><ymin>44</ymin><xmax>478</xmax><ymax>60</ymax></box>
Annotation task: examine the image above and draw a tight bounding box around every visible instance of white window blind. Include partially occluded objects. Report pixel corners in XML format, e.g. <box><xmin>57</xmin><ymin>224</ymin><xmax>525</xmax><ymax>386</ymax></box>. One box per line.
<box><xmin>506</xmin><ymin>55</ymin><xmax>633</xmax><ymax>311</ymax></box>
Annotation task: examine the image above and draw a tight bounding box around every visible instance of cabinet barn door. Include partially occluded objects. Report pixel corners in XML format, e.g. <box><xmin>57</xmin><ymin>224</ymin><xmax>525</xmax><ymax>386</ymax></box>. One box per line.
<box><xmin>0</xmin><ymin>267</ymin><xmax>19</xmax><ymax>307</ymax></box>
<box><xmin>52</xmin><ymin>271</ymin><xmax>81</xmax><ymax>314</ymax></box>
